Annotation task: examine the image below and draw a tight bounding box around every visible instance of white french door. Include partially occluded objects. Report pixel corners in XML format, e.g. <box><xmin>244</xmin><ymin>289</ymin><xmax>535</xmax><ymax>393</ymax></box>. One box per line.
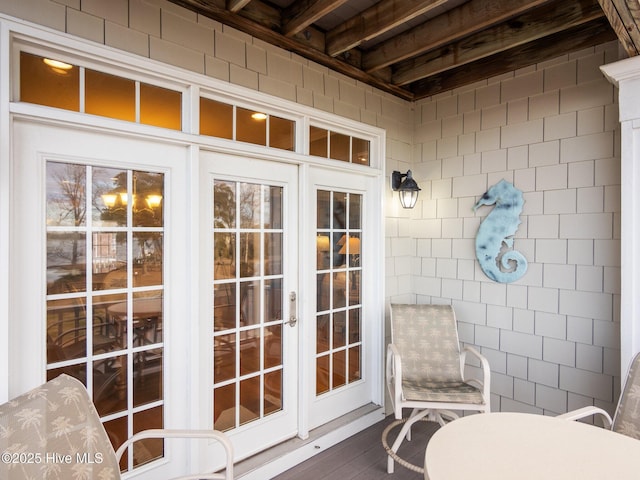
<box><xmin>198</xmin><ymin>155</ymin><xmax>384</xmax><ymax>464</ymax></box>
<box><xmin>9</xmin><ymin>119</ymin><xmax>191</xmax><ymax>479</ymax></box>
<box><xmin>9</xmin><ymin>120</ymin><xmax>382</xmax><ymax>476</ymax></box>
<box><xmin>304</xmin><ymin>166</ymin><xmax>381</xmax><ymax>430</ymax></box>
<box><xmin>198</xmin><ymin>152</ymin><xmax>299</xmax><ymax>462</ymax></box>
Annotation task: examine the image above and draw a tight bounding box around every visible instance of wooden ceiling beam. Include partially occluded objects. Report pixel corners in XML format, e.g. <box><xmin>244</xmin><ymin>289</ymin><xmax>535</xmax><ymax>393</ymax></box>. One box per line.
<box><xmin>363</xmin><ymin>0</ymin><xmax>554</xmax><ymax>73</ymax></box>
<box><xmin>227</xmin><ymin>0</ymin><xmax>251</xmax><ymax>13</ymax></box>
<box><xmin>325</xmin><ymin>0</ymin><xmax>450</xmax><ymax>57</ymax></box>
<box><xmin>410</xmin><ymin>18</ymin><xmax>617</xmax><ymax>99</ymax></box>
<box><xmin>166</xmin><ymin>0</ymin><xmax>415</xmax><ymax>100</ymax></box>
<box><xmin>283</xmin><ymin>0</ymin><xmax>349</xmax><ymax>37</ymax></box>
<box><xmin>597</xmin><ymin>0</ymin><xmax>640</xmax><ymax>56</ymax></box>
<box><xmin>394</xmin><ymin>0</ymin><xmax>605</xmax><ymax>86</ymax></box>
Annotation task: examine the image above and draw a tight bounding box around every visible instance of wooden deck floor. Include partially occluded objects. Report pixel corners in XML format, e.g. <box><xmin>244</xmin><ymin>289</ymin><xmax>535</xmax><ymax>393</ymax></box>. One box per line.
<box><xmin>272</xmin><ymin>416</ymin><xmax>440</xmax><ymax>480</ymax></box>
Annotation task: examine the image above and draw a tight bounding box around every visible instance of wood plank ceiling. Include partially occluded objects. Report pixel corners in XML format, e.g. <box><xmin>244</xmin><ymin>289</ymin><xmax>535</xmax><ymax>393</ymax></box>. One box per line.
<box><xmin>167</xmin><ymin>0</ymin><xmax>640</xmax><ymax>101</ymax></box>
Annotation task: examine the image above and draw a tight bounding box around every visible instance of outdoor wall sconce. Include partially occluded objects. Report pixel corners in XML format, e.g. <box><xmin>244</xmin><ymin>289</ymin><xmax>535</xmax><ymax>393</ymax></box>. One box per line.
<box><xmin>391</xmin><ymin>170</ymin><xmax>421</xmax><ymax>209</ymax></box>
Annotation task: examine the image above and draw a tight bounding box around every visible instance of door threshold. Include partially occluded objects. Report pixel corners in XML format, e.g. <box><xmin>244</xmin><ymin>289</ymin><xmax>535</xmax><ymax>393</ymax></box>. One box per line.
<box><xmin>235</xmin><ymin>404</ymin><xmax>385</xmax><ymax>480</ymax></box>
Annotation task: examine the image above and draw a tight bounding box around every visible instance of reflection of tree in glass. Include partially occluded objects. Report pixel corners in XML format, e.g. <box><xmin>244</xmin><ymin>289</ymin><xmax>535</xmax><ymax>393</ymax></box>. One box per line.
<box><xmin>48</xmin><ymin>163</ymin><xmax>86</xmax><ymax>270</ymax></box>
<box><xmin>214</xmin><ymin>181</ymin><xmax>235</xmax><ymax>229</ymax></box>
<box><xmin>49</xmin><ymin>163</ymin><xmax>86</xmax><ymax>227</ymax></box>
<box><xmin>46</xmin><ymin>162</ymin><xmax>88</xmax><ymax>293</ymax></box>
<box><xmin>214</xmin><ymin>182</ymin><xmax>236</xmax><ymax>276</ymax></box>
<box><xmin>240</xmin><ymin>184</ymin><xmax>261</xmax><ymax>277</ymax></box>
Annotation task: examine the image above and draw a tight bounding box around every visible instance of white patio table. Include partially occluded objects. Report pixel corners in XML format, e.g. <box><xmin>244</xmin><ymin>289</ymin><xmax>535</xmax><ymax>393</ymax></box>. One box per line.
<box><xmin>424</xmin><ymin>412</ymin><xmax>640</xmax><ymax>480</ymax></box>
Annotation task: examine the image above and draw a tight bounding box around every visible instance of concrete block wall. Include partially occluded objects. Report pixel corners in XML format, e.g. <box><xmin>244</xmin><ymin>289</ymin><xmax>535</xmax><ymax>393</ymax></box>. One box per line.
<box><xmin>408</xmin><ymin>42</ymin><xmax>623</xmax><ymax>416</ymax></box>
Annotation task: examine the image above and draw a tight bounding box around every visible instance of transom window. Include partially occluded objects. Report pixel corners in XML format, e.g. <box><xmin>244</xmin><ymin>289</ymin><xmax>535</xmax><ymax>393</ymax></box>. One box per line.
<box><xmin>309</xmin><ymin>126</ymin><xmax>370</xmax><ymax>166</ymax></box>
<box><xmin>200</xmin><ymin>97</ymin><xmax>295</xmax><ymax>151</ymax></box>
<box><xmin>20</xmin><ymin>52</ymin><xmax>182</xmax><ymax>130</ymax></box>
<box><xmin>17</xmin><ymin>50</ymin><xmax>375</xmax><ymax>167</ymax></box>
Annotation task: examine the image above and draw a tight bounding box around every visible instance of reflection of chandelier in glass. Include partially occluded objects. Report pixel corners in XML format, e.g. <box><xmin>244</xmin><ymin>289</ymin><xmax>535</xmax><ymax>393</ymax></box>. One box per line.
<box><xmin>101</xmin><ymin>175</ymin><xmax>162</xmax><ymax>212</ymax></box>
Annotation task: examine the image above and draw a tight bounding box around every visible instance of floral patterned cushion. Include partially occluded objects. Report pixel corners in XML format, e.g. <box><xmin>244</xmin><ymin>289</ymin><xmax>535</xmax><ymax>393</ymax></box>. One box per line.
<box><xmin>0</xmin><ymin>374</ymin><xmax>120</xmax><ymax>480</ymax></box>
<box><xmin>613</xmin><ymin>352</ymin><xmax>640</xmax><ymax>440</ymax></box>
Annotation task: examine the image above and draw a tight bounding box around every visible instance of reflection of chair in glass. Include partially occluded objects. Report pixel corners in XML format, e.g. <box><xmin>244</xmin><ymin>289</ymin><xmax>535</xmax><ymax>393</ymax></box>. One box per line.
<box><xmin>103</xmin><ymin>267</ymin><xmax>128</xmax><ymax>289</ymax></box>
<box><xmin>558</xmin><ymin>351</ymin><xmax>640</xmax><ymax>440</ymax></box>
<box><xmin>384</xmin><ymin>304</ymin><xmax>491</xmax><ymax>473</ymax></box>
<box><xmin>47</xmin><ymin>315</ymin><xmax>117</xmax><ymax>362</ymax></box>
<box><xmin>0</xmin><ymin>374</ymin><xmax>234</xmax><ymax>480</ymax></box>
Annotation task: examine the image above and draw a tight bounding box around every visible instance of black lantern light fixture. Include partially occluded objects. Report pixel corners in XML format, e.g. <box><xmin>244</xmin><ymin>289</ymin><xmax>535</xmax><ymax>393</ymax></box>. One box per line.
<box><xmin>391</xmin><ymin>170</ymin><xmax>421</xmax><ymax>209</ymax></box>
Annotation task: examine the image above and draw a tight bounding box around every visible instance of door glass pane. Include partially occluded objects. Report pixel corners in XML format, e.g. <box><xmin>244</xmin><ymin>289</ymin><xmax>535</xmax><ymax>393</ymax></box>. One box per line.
<box><xmin>45</xmin><ymin>162</ymin><xmax>165</xmax><ymax>473</ymax></box>
<box><xmin>132</xmin><ymin>171</ymin><xmax>164</xmax><ymax>227</ymax></box>
<box><xmin>213</xmin><ymin>383</ymin><xmax>236</xmax><ymax>431</ymax></box>
<box><xmin>133</xmin><ymin>406</ymin><xmax>164</xmax><ymax>467</ymax></box>
<box><xmin>46</xmin><ymin>297</ymin><xmax>87</xmax><ymax>362</ymax></box>
<box><xmin>265</xmin><ymin>186</ymin><xmax>283</xmax><ymax>228</ymax></box>
<box><xmin>214</xmin><ymin>181</ymin><xmax>236</xmax><ymax>228</ymax></box>
<box><xmin>47</xmin><ymin>232</ymin><xmax>87</xmax><ymax>294</ymax></box>
<box><xmin>214</xmin><ymin>283</ymin><xmax>236</xmax><ymax>331</ymax></box>
<box><xmin>240</xmin><ymin>183</ymin><xmax>262</xmax><ymax>228</ymax></box>
<box><xmin>214</xmin><ymin>334</ymin><xmax>236</xmax><ymax>383</ymax></box>
<box><xmin>239</xmin><ymin>376</ymin><xmax>261</xmax><ymax>425</ymax></box>
<box><xmin>213</xmin><ymin>178</ymin><xmax>285</xmax><ymax>431</ymax></box>
<box><xmin>265</xmin><ymin>279</ymin><xmax>282</xmax><ymax>322</ymax></box>
<box><xmin>239</xmin><ymin>234</ymin><xmax>260</xmax><ymax>277</ymax></box>
<box><xmin>214</xmin><ymin>234</ymin><xmax>236</xmax><ymax>280</ymax></box>
<box><xmin>133</xmin><ymin>233</ymin><xmax>163</xmax><ymax>286</ymax></box>
<box><xmin>315</xmin><ymin>190</ymin><xmax>363</xmax><ymax>396</ymax></box>
<box><xmin>265</xmin><ymin>233</ymin><xmax>282</xmax><ymax>276</ymax></box>
<box><xmin>264</xmin><ymin>371</ymin><xmax>282</xmax><ymax>414</ymax></box>
<box><xmin>93</xmin><ymin>166</ymin><xmax>128</xmax><ymax>227</ymax></box>
<box><xmin>317</xmin><ymin>190</ymin><xmax>331</xmax><ymax>229</ymax></box>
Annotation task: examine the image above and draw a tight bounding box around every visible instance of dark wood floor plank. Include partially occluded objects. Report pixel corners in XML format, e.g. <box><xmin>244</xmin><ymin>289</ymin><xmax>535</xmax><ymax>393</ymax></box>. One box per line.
<box><xmin>273</xmin><ymin>416</ymin><xmax>440</xmax><ymax>480</ymax></box>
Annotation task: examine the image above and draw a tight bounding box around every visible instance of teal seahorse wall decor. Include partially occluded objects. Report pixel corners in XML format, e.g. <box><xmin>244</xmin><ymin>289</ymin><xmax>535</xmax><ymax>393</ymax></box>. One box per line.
<box><xmin>473</xmin><ymin>179</ymin><xmax>527</xmax><ymax>283</ymax></box>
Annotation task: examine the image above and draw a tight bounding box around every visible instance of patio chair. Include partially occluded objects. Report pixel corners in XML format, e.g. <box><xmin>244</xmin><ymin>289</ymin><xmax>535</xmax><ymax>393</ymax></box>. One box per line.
<box><xmin>558</xmin><ymin>351</ymin><xmax>640</xmax><ymax>440</ymax></box>
<box><xmin>0</xmin><ymin>374</ymin><xmax>233</xmax><ymax>480</ymax></box>
<box><xmin>384</xmin><ymin>304</ymin><xmax>491</xmax><ymax>474</ymax></box>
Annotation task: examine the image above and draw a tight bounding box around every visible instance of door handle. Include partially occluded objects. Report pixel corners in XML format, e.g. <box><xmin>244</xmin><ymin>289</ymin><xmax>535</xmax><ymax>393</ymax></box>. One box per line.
<box><xmin>285</xmin><ymin>291</ymin><xmax>297</xmax><ymax>327</ymax></box>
